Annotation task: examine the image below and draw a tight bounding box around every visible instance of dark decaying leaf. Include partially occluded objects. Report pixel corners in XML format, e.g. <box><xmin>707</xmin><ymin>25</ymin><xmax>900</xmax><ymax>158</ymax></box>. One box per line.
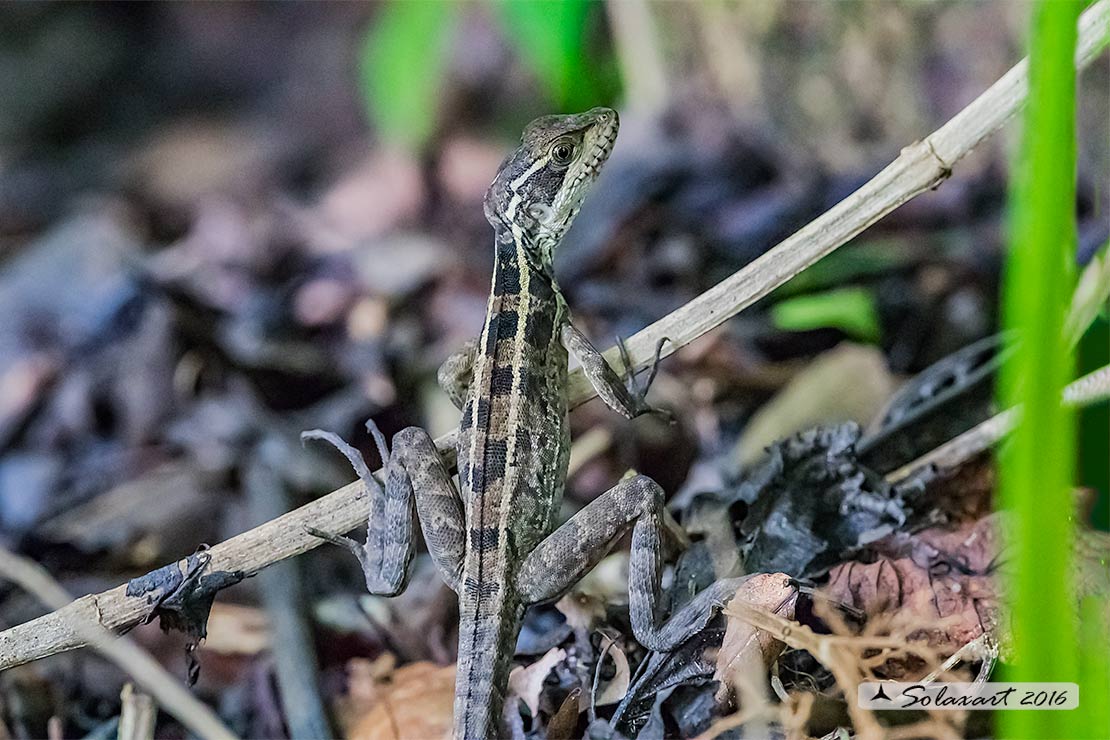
<box><xmin>608</xmin><ymin>625</ymin><xmax>726</xmax><ymax>736</ymax></box>
<box><xmin>516</xmin><ymin>604</ymin><xmax>573</xmax><ymax>656</ymax></box>
<box><xmin>126</xmin><ymin>547</ymin><xmax>246</xmax><ymax>684</ymax></box>
<box><xmin>858</xmin><ymin>333</ymin><xmax>1008</xmax><ymax>474</ymax></box>
<box><xmin>736</xmin><ymin>423</ymin><xmax>929</xmax><ymax>578</ymax></box>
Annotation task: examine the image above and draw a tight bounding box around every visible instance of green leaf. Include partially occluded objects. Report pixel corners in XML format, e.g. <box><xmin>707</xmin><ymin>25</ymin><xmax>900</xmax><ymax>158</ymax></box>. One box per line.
<box><xmin>773</xmin><ymin>240</ymin><xmax>912</xmax><ymax>298</ymax></box>
<box><xmin>359</xmin><ymin>1</ymin><xmax>457</xmax><ymax>150</ymax></box>
<box><xmin>771</xmin><ymin>287</ymin><xmax>882</xmax><ymax>343</ymax></box>
<box><xmin>495</xmin><ymin>0</ymin><xmax>601</xmax><ymax>110</ymax></box>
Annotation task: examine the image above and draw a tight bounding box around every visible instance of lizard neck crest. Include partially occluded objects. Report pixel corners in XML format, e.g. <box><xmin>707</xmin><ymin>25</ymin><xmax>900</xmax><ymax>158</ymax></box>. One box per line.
<box><xmin>484</xmin><ymin>107</ymin><xmax>619</xmax><ymax>273</ymax></box>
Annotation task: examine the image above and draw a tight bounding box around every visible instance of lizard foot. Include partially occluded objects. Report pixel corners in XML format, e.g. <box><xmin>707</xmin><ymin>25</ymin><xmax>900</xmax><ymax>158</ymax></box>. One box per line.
<box><xmin>300</xmin><ymin>421</ymin><xmax>390</xmax><ymax>496</ymax></box>
<box><xmin>617</xmin><ymin>335</ymin><xmax>674</xmax><ymax>423</ymax></box>
<box><xmin>303</xmin><ymin>525</ymin><xmax>371</xmax><ymax>568</ymax></box>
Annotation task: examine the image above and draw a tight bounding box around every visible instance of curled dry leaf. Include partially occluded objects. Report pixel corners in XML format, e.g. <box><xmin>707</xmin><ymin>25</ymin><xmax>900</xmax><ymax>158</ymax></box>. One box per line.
<box><xmin>555</xmin><ymin>592</ymin><xmax>607</xmax><ymax>632</ymax></box>
<box><xmin>594</xmin><ymin>634</ymin><xmax>631</xmax><ymax>707</ymax></box>
<box><xmin>713</xmin><ymin>573</ymin><xmax>798</xmax><ymax>701</ymax></box>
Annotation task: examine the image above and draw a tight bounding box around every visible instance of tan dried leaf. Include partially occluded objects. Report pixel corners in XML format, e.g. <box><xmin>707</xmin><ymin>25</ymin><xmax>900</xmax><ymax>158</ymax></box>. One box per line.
<box><xmin>594</xmin><ymin>635</ymin><xmax>631</xmax><ymax>707</ymax></box>
<box><xmin>714</xmin><ymin>573</ymin><xmax>798</xmax><ymax>699</ymax></box>
<box><xmin>545</xmin><ymin>688</ymin><xmax>582</xmax><ymax>740</ymax></box>
<box><xmin>346</xmin><ymin>661</ymin><xmax>455</xmax><ymax>740</ymax></box>
<box><xmin>507</xmin><ymin>647</ymin><xmax>567</xmax><ymax>717</ymax></box>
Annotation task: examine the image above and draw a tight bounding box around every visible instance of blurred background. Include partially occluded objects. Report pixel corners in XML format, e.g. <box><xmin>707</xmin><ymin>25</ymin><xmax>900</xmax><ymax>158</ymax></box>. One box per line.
<box><xmin>0</xmin><ymin>2</ymin><xmax>1106</xmax><ymax>738</ymax></box>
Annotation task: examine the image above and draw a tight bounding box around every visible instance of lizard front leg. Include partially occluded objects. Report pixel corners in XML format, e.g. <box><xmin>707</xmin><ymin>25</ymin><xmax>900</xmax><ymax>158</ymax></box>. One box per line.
<box><xmin>303</xmin><ymin>421</ymin><xmax>465</xmax><ymax>594</ymax></box>
<box><xmin>516</xmin><ymin>474</ymin><xmax>746</xmax><ymax>651</ymax></box>
<box><xmin>562</xmin><ymin>322</ymin><xmax>670</xmax><ymax>420</ymax></box>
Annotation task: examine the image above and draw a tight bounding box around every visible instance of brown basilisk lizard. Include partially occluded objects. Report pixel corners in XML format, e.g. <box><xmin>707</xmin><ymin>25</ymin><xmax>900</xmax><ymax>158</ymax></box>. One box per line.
<box><xmin>305</xmin><ymin>108</ymin><xmax>745</xmax><ymax>739</ymax></box>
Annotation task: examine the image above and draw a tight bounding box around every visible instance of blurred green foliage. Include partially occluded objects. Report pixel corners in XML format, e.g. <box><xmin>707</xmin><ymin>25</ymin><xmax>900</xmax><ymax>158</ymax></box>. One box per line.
<box><xmin>358</xmin><ymin>1</ymin><xmax>458</xmax><ymax>150</ymax></box>
<box><xmin>1077</xmin><ymin>313</ymin><xmax>1109</xmax><ymax>530</ymax></box>
<box><xmin>1071</xmin><ymin>243</ymin><xmax>1109</xmax><ymax>532</ymax></box>
<box><xmin>771</xmin><ymin>286</ymin><xmax>882</xmax><ymax>343</ymax></box>
<box><xmin>495</xmin><ymin>0</ymin><xmax>616</xmax><ymax>112</ymax></box>
<box><xmin>1066</xmin><ymin>241</ymin><xmax>1110</xmax><ymax>349</ymax></box>
<box><xmin>772</xmin><ymin>241</ymin><xmax>910</xmax><ymax>298</ymax></box>
<box><xmin>359</xmin><ymin>0</ymin><xmax>617</xmax><ymax>150</ymax></box>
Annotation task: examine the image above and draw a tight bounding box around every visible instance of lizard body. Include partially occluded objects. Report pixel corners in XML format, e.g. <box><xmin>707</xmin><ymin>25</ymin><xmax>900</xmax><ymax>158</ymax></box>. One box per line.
<box><xmin>307</xmin><ymin>108</ymin><xmax>745</xmax><ymax>739</ymax></box>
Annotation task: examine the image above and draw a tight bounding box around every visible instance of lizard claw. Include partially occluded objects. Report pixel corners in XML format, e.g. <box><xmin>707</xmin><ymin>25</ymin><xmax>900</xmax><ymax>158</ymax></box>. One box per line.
<box><xmin>616</xmin><ymin>335</ymin><xmax>674</xmax><ymax>423</ymax></box>
<box><xmin>304</xmin><ymin>524</ymin><xmax>367</xmax><ymax>560</ymax></box>
<box><xmin>301</xmin><ymin>426</ymin><xmax>385</xmax><ymax>496</ymax></box>
<box><xmin>364</xmin><ymin>419</ymin><xmax>391</xmax><ymax>468</ymax></box>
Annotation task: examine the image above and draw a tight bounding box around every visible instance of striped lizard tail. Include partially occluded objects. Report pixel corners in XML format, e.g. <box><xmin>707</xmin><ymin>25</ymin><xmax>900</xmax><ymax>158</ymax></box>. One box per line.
<box><xmin>452</xmin><ymin>596</ymin><xmax>524</xmax><ymax>740</ymax></box>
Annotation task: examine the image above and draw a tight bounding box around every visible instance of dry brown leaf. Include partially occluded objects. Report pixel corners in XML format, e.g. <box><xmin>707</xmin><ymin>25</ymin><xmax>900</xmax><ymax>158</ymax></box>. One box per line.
<box><xmin>737</xmin><ymin>343</ymin><xmax>896</xmax><ymax>466</ymax></box>
<box><xmin>823</xmin><ymin>516</ymin><xmax>1002</xmax><ymax>660</ymax></box>
<box><xmin>200</xmin><ymin>603</ymin><xmax>270</xmax><ymax>656</ymax></box>
<box><xmin>555</xmin><ymin>592</ymin><xmax>607</xmax><ymax>631</ymax></box>
<box><xmin>312</xmin><ymin>149</ymin><xmax>424</xmax><ymax>248</ymax></box>
<box><xmin>346</xmin><ymin>660</ymin><xmax>455</xmax><ymax>740</ymax></box>
<box><xmin>345</xmin><ymin>653</ymin><xmax>398</xmax><ymax>710</ymax></box>
<box><xmin>545</xmin><ymin>688</ymin><xmax>582</xmax><ymax>740</ymax></box>
<box><xmin>714</xmin><ymin>573</ymin><xmax>798</xmax><ymax>700</ymax></box>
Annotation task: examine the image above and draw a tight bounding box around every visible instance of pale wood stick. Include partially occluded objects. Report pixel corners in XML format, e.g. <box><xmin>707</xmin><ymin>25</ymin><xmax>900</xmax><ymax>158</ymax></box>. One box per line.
<box><xmin>118</xmin><ymin>684</ymin><xmax>157</xmax><ymax>740</ymax></box>
<box><xmin>0</xmin><ymin>549</ymin><xmax>237</xmax><ymax>740</ymax></box>
<box><xmin>0</xmin><ymin>0</ymin><xmax>1106</xmax><ymax>673</ymax></box>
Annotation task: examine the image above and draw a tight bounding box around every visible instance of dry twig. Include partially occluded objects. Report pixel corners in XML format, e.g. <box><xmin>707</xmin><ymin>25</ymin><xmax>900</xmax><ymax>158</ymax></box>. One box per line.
<box><xmin>118</xmin><ymin>684</ymin><xmax>157</xmax><ymax>740</ymax></box>
<box><xmin>0</xmin><ymin>0</ymin><xmax>1106</xmax><ymax>673</ymax></box>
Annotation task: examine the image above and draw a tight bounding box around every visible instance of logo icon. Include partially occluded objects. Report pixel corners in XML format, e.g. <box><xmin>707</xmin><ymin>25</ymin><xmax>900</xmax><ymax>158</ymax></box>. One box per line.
<box><xmin>870</xmin><ymin>684</ymin><xmax>892</xmax><ymax>702</ymax></box>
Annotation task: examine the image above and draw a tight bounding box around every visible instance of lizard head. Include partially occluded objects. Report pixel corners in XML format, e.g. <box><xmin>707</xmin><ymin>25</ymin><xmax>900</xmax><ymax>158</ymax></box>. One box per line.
<box><xmin>484</xmin><ymin>107</ymin><xmax>619</xmax><ymax>266</ymax></box>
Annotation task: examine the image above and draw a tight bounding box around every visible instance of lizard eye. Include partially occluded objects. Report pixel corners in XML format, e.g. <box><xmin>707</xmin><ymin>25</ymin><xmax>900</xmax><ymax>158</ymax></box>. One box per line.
<box><xmin>528</xmin><ymin>203</ymin><xmax>553</xmax><ymax>223</ymax></box>
<box><xmin>550</xmin><ymin>139</ymin><xmax>576</xmax><ymax>166</ymax></box>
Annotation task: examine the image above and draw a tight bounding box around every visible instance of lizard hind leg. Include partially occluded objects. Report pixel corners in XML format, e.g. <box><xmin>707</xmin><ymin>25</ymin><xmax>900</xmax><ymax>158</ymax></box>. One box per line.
<box><xmin>516</xmin><ymin>473</ymin><xmax>746</xmax><ymax>652</ymax></box>
<box><xmin>301</xmin><ymin>421</ymin><xmax>466</xmax><ymax>595</ymax></box>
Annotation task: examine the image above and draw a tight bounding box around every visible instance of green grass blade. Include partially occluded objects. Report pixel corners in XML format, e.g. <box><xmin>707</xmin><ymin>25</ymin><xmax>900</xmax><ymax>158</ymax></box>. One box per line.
<box><xmin>997</xmin><ymin>2</ymin><xmax>1083</xmax><ymax>739</ymax></box>
<box><xmin>1077</xmin><ymin>595</ymin><xmax>1110</xmax><ymax>737</ymax></box>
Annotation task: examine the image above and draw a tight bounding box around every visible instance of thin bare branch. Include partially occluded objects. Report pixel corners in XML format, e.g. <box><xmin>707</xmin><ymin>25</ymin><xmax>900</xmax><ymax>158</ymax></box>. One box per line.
<box><xmin>118</xmin><ymin>684</ymin><xmax>157</xmax><ymax>740</ymax></box>
<box><xmin>0</xmin><ymin>0</ymin><xmax>1106</xmax><ymax>674</ymax></box>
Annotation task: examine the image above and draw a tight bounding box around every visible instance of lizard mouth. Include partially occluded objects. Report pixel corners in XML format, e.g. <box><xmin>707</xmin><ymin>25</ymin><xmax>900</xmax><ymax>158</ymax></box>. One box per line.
<box><xmin>565</xmin><ymin>109</ymin><xmax>620</xmax><ymax>195</ymax></box>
